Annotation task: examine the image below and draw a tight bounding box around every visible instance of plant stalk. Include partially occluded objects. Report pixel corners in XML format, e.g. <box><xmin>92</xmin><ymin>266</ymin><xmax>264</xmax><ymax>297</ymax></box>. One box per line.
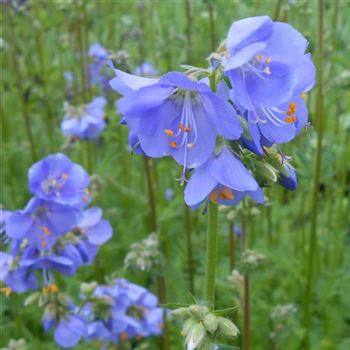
<box><xmin>303</xmin><ymin>0</ymin><xmax>324</xmax><ymax>348</ymax></box>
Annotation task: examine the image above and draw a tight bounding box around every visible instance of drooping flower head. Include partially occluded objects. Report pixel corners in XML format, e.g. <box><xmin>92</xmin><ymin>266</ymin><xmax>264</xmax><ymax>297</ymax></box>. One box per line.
<box><xmin>28</xmin><ymin>153</ymin><xmax>90</xmax><ymax>208</ymax></box>
<box><xmin>116</xmin><ymin>71</ymin><xmax>242</xmax><ymax>182</ymax></box>
<box><xmin>61</xmin><ymin>97</ymin><xmax>107</xmax><ymax>140</ymax></box>
<box><xmin>224</xmin><ymin>16</ymin><xmax>315</xmax><ymax>154</ymax></box>
<box><xmin>185</xmin><ymin>147</ymin><xmax>264</xmax><ymax>208</ymax></box>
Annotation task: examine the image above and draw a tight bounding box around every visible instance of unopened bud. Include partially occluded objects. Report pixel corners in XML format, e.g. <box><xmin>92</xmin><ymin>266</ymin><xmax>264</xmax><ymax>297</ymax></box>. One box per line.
<box><xmin>80</xmin><ymin>281</ymin><xmax>98</xmax><ymax>294</ymax></box>
<box><xmin>218</xmin><ymin>317</ymin><xmax>239</xmax><ymax>338</ymax></box>
<box><xmin>186</xmin><ymin>323</ymin><xmax>207</xmax><ymax>350</ymax></box>
<box><xmin>172</xmin><ymin>307</ymin><xmax>189</xmax><ymax>319</ymax></box>
<box><xmin>24</xmin><ymin>292</ymin><xmax>40</xmax><ymax>306</ymax></box>
<box><xmin>203</xmin><ymin>313</ymin><xmax>218</xmax><ymax>334</ymax></box>
<box><xmin>181</xmin><ymin>318</ymin><xmax>196</xmax><ymax>337</ymax></box>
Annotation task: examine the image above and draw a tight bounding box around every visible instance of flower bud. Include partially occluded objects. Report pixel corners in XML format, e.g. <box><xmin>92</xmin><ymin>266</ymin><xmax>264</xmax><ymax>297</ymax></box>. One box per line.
<box><xmin>181</xmin><ymin>318</ymin><xmax>196</xmax><ymax>337</ymax></box>
<box><xmin>217</xmin><ymin>317</ymin><xmax>239</xmax><ymax>338</ymax></box>
<box><xmin>186</xmin><ymin>323</ymin><xmax>207</xmax><ymax>350</ymax></box>
<box><xmin>203</xmin><ymin>313</ymin><xmax>218</xmax><ymax>334</ymax></box>
<box><xmin>24</xmin><ymin>292</ymin><xmax>40</xmax><ymax>306</ymax></box>
<box><xmin>80</xmin><ymin>281</ymin><xmax>98</xmax><ymax>294</ymax></box>
<box><xmin>172</xmin><ymin>307</ymin><xmax>189</xmax><ymax>319</ymax></box>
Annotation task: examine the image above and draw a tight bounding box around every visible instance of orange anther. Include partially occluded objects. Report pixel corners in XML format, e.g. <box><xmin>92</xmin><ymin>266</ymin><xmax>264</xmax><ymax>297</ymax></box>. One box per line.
<box><xmin>265</xmin><ymin>57</ymin><xmax>272</xmax><ymax>64</ymax></box>
<box><xmin>285</xmin><ymin>115</ymin><xmax>297</xmax><ymax>123</ymax></box>
<box><xmin>256</xmin><ymin>54</ymin><xmax>264</xmax><ymax>61</ymax></box>
<box><xmin>209</xmin><ymin>190</ymin><xmax>220</xmax><ymax>205</ymax></box>
<box><xmin>219</xmin><ymin>187</ymin><xmax>234</xmax><ymax>201</ymax></box>
<box><xmin>40</xmin><ymin>226</ymin><xmax>51</xmax><ymax>236</ymax></box>
<box><xmin>301</xmin><ymin>93</ymin><xmax>306</xmax><ymax>99</ymax></box>
<box><xmin>169</xmin><ymin>141</ymin><xmax>177</xmax><ymax>148</ymax></box>
<box><xmin>164</xmin><ymin>129</ymin><xmax>174</xmax><ymax>136</ymax></box>
<box><xmin>120</xmin><ymin>332</ymin><xmax>128</xmax><ymax>341</ymax></box>
<box><xmin>49</xmin><ymin>284</ymin><xmax>59</xmax><ymax>293</ymax></box>
<box><xmin>179</xmin><ymin>124</ymin><xmax>191</xmax><ymax>132</ymax></box>
<box><xmin>41</xmin><ymin>241</ymin><xmax>47</xmax><ymax>248</ymax></box>
<box><xmin>289</xmin><ymin>102</ymin><xmax>297</xmax><ymax>113</ymax></box>
<box><xmin>286</xmin><ymin>110</ymin><xmax>293</xmax><ymax>116</ymax></box>
<box><xmin>1</xmin><ymin>287</ymin><xmax>12</xmax><ymax>297</ymax></box>
<box><xmin>62</xmin><ymin>173</ymin><xmax>69</xmax><ymax>180</ymax></box>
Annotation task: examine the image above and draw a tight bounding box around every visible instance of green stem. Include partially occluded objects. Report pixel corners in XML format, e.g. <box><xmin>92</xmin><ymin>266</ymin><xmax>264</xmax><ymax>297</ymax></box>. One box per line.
<box><xmin>185</xmin><ymin>0</ymin><xmax>194</xmax><ymax>64</ymax></box>
<box><xmin>204</xmin><ymin>202</ymin><xmax>219</xmax><ymax>308</ymax></box>
<box><xmin>242</xmin><ymin>214</ymin><xmax>250</xmax><ymax>350</ymax></box>
<box><xmin>184</xmin><ymin>203</ymin><xmax>195</xmax><ymax>294</ymax></box>
<box><xmin>207</xmin><ymin>1</ymin><xmax>216</xmax><ymax>52</ymax></box>
<box><xmin>8</xmin><ymin>12</ymin><xmax>37</xmax><ymax>162</ymax></box>
<box><xmin>303</xmin><ymin>0</ymin><xmax>324</xmax><ymax>347</ymax></box>
<box><xmin>228</xmin><ymin>220</ymin><xmax>235</xmax><ymax>272</ymax></box>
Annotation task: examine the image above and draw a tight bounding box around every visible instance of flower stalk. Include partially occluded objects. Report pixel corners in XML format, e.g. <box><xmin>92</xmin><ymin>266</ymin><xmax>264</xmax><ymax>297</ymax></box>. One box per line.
<box><xmin>303</xmin><ymin>0</ymin><xmax>325</xmax><ymax>347</ymax></box>
<box><xmin>204</xmin><ymin>201</ymin><xmax>219</xmax><ymax>308</ymax></box>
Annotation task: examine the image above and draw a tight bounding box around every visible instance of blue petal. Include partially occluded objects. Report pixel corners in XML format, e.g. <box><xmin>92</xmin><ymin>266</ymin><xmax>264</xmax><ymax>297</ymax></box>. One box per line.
<box><xmin>54</xmin><ymin>316</ymin><xmax>86</xmax><ymax>348</ymax></box>
<box><xmin>86</xmin><ymin>219</ymin><xmax>112</xmax><ymax>245</ymax></box>
<box><xmin>184</xmin><ymin>161</ymin><xmax>217</xmax><ymax>207</ymax></box>
<box><xmin>209</xmin><ymin>148</ymin><xmax>259</xmax><ymax>191</ymax></box>
<box><xmin>294</xmin><ymin>53</ymin><xmax>316</xmax><ymax>95</ymax></box>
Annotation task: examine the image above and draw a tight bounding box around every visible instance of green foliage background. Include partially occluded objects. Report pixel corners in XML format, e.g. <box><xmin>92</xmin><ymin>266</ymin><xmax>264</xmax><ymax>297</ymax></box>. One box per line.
<box><xmin>1</xmin><ymin>0</ymin><xmax>350</xmax><ymax>349</ymax></box>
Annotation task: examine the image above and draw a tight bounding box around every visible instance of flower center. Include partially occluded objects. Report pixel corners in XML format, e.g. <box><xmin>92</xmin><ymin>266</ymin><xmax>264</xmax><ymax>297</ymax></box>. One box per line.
<box><xmin>41</xmin><ymin>173</ymin><xmax>69</xmax><ymax>196</ymax></box>
<box><xmin>210</xmin><ymin>187</ymin><xmax>234</xmax><ymax>204</ymax></box>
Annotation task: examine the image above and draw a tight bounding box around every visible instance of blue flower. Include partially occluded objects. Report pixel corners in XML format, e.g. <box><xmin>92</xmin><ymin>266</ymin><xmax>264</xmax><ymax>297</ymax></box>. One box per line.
<box><xmin>28</xmin><ymin>153</ymin><xmax>90</xmax><ymax>208</ymax></box>
<box><xmin>54</xmin><ymin>314</ymin><xmax>87</xmax><ymax>348</ymax></box>
<box><xmin>59</xmin><ymin>207</ymin><xmax>113</xmax><ymax>267</ymax></box>
<box><xmin>184</xmin><ymin>147</ymin><xmax>264</xmax><ymax>208</ymax></box>
<box><xmin>6</xmin><ymin>197</ymin><xmax>79</xmax><ymax>250</ymax></box>
<box><xmin>61</xmin><ymin>97</ymin><xmax>107</xmax><ymax>140</ymax></box>
<box><xmin>0</xmin><ymin>210</ymin><xmax>12</xmax><ymax>245</ymax></box>
<box><xmin>0</xmin><ymin>252</ymin><xmax>38</xmax><ymax>293</ymax></box>
<box><xmin>133</xmin><ymin>61</ymin><xmax>159</xmax><ymax>77</ymax></box>
<box><xmin>80</xmin><ymin>278</ymin><xmax>163</xmax><ymax>344</ymax></box>
<box><xmin>117</xmin><ymin>71</ymin><xmax>242</xmax><ymax>182</ymax></box>
<box><xmin>88</xmin><ymin>43</ymin><xmax>109</xmax><ymax>87</ymax></box>
<box><xmin>224</xmin><ymin>16</ymin><xmax>315</xmax><ymax>153</ymax></box>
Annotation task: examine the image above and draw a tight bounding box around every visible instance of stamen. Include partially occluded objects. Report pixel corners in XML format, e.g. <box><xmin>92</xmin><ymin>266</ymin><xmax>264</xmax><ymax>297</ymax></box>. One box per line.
<box><xmin>169</xmin><ymin>141</ymin><xmax>177</xmax><ymax>148</ymax></box>
<box><xmin>209</xmin><ymin>190</ymin><xmax>220</xmax><ymax>205</ymax></box>
<box><xmin>256</xmin><ymin>54</ymin><xmax>264</xmax><ymax>61</ymax></box>
<box><xmin>301</xmin><ymin>93</ymin><xmax>306</xmax><ymax>99</ymax></box>
<box><xmin>187</xmin><ymin>143</ymin><xmax>193</xmax><ymax>149</ymax></box>
<box><xmin>164</xmin><ymin>129</ymin><xmax>174</xmax><ymax>136</ymax></box>
<box><xmin>285</xmin><ymin>115</ymin><xmax>297</xmax><ymax>123</ymax></box>
<box><xmin>40</xmin><ymin>226</ymin><xmax>51</xmax><ymax>236</ymax></box>
<box><xmin>120</xmin><ymin>332</ymin><xmax>129</xmax><ymax>341</ymax></box>
<box><xmin>289</xmin><ymin>102</ymin><xmax>297</xmax><ymax>113</ymax></box>
<box><xmin>1</xmin><ymin>287</ymin><xmax>12</xmax><ymax>297</ymax></box>
<box><xmin>62</xmin><ymin>173</ymin><xmax>69</xmax><ymax>180</ymax></box>
<box><xmin>265</xmin><ymin>57</ymin><xmax>272</xmax><ymax>64</ymax></box>
<box><xmin>263</xmin><ymin>67</ymin><xmax>271</xmax><ymax>75</ymax></box>
<box><xmin>219</xmin><ymin>187</ymin><xmax>234</xmax><ymax>201</ymax></box>
<box><xmin>179</xmin><ymin>124</ymin><xmax>191</xmax><ymax>132</ymax></box>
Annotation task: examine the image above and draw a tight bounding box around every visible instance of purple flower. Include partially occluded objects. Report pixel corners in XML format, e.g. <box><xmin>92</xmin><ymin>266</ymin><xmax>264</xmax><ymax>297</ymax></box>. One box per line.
<box><xmin>88</xmin><ymin>43</ymin><xmax>109</xmax><ymax>87</ymax></box>
<box><xmin>0</xmin><ymin>210</ymin><xmax>12</xmax><ymax>244</ymax></box>
<box><xmin>224</xmin><ymin>16</ymin><xmax>315</xmax><ymax>153</ymax></box>
<box><xmin>116</xmin><ymin>71</ymin><xmax>242</xmax><ymax>182</ymax></box>
<box><xmin>128</xmin><ymin>131</ymin><xmax>145</xmax><ymax>155</ymax></box>
<box><xmin>81</xmin><ymin>278</ymin><xmax>163</xmax><ymax>344</ymax></box>
<box><xmin>59</xmin><ymin>207</ymin><xmax>112</xmax><ymax>268</ymax></box>
<box><xmin>28</xmin><ymin>153</ymin><xmax>90</xmax><ymax>208</ymax></box>
<box><xmin>20</xmin><ymin>247</ymin><xmax>77</xmax><ymax>276</ymax></box>
<box><xmin>6</xmin><ymin>197</ymin><xmax>79</xmax><ymax>250</ymax></box>
<box><xmin>133</xmin><ymin>61</ymin><xmax>159</xmax><ymax>77</ymax></box>
<box><xmin>0</xmin><ymin>252</ymin><xmax>38</xmax><ymax>293</ymax></box>
<box><xmin>184</xmin><ymin>147</ymin><xmax>264</xmax><ymax>208</ymax></box>
<box><xmin>61</xmin><ymin>97</ymin><xmax>107</xmax><ymax>140</ymax></box>
<box><xmin>164</xmin><ymin>188</ymin><xmax>174</xmax><ymax>201</ymax></box>
<box><xmin>54</xmin><ymin>314</ymin><xmax>87</xmax><ymax>348</ymax></box>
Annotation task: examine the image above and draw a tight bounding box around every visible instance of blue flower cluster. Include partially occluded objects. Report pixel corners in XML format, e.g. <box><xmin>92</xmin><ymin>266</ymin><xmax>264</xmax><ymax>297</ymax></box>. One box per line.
<box><xmin>42</xmin><ymin>278</ymin><xmax>163</xmax><ymax>348</ymax></box>
<box><xmin>0</xmin><ymin>153</ymin><xmax>112</xmax><ymax>294</ymax></box>
<box><xmin>61</xmin><ymin>96</ymin><xmax>107</xmax><ymax>140</ymax></box>
<box><xmin>109</xmin><ymin>16</ymin><xmax>315</xmax><ymax>209</ymax></box>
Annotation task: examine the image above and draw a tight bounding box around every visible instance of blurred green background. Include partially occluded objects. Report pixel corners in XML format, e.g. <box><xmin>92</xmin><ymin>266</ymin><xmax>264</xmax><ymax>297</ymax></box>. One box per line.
<box><xmin>1</xmin><ymin>0</ymin><xmax>350</xmax><ymax>349</ymax></box>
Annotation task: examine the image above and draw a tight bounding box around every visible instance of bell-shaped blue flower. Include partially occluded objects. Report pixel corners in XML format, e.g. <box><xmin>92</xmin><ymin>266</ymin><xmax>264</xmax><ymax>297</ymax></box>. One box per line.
<box><xmin>184</xmin><ymin>147</ymin><xmax>264</xmax><ymax>208</ymax></box>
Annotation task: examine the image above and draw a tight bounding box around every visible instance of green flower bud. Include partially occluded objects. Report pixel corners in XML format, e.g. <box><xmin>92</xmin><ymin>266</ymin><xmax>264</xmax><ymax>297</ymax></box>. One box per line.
<box><xmin>172</xmin><ymin>307</ymin><xmax>189</xmax><ymax>319</ymax></box>
<box><xmin>24</xmin><ymin>292</ymin><xmax>40</xmax><ymax>306</ymax></box>
<box><xmin>181</xmin><ymin>318</ymin><xmax>196</xmax><ymax>337</ymax></box>
<box><xmin>186</xmin><ymin>323</ymin><xmax>207</xmax><ymax>350</ymax></box>
<box><xmin>203</xmin><ymin>313</ymin><xmax>218</xmax><ymax>334</ymax></box>
<box><xmin>188</xmin><ymin>304</ymin><xmax>207</xmax><ymax>317</ymax></box>
<box><xmin>80</xmin><ymin>281</ymin><xmax>98</xmax><ymax>294</ymax></box>
<box><xmin>218</xmin><ymin>317</ymin><xmax>239</xmax><ymax>338</ymax></box>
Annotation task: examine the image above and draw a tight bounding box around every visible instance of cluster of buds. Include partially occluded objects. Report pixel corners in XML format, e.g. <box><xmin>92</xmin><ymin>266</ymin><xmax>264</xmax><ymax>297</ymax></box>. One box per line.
<box><xmin>227</xmin><ymin>269</ymin><xmax>244</xmax><ymax>290</ymax></box>
<box><xmin>124</xmin><ymin>233</ymin><xmax>162</xmax><ymax>272</ymax></box>
<box><xmin>239</xmin><ymin>249</ymin><xmax>266</xmax><ymax>274</ymax></box>
<box><xmin>172</xmin><ymin>304</ymin><xmax>239</xmax><ymax>350</ymax></box>
<box><xmin>269</xmin><ymin>304</ymin><xmax>297</xmax><ymax>344</ymax></box>
<box><xmin>0</xmin><ymin>339</ymin><xmax>28</xmax><ymax>350</ymax></box>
